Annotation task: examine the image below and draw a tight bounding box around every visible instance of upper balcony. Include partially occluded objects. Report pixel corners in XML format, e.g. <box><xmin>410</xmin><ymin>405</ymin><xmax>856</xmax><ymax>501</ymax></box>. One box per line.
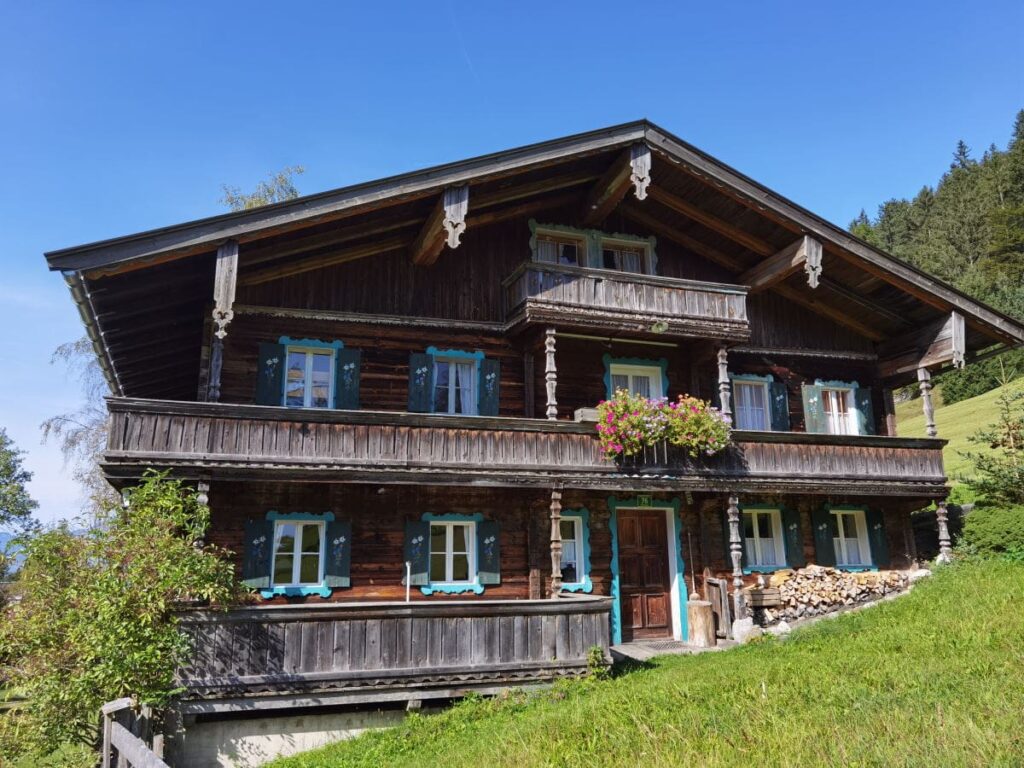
<box><xmin>502</xmin><ymin>262</ymin><xmax>750</xmax><ymax>341</ymax></box>
<box><xmin>104</xmin><ymin>398</ymin><xmax>947</xmax><ymax>497</ymax></box>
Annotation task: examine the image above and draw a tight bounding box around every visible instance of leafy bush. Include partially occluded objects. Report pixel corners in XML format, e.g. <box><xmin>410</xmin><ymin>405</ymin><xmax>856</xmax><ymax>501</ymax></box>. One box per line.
<box><xmin>960</xmin><ymin>386</ymin><xmax>1024</xmax><ymax>505</ymax></box>
<box><xmin>0</xmin><ymin>471</ymin><xmax>241</xmax><ymax>761</ymax></box>
<box><xmin>959</xmin><ymin>503</ymin><xmax>1024</xmax><ymax>560</ymax></box>
<box><xmin>595</xmin><ymin>389</ymin><xmax>729</xmax><ymax>459</ymax></box>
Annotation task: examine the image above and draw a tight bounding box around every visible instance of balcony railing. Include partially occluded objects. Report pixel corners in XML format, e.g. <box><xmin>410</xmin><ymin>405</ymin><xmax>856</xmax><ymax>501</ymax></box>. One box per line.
<box><xmin>502</xmin><ymin>261</ymin><xmax>749</xmax><ymax>340</ymax></box>
<box><xmin>175</xmin><ymin>595</ymin><xmax>612</xmax><ymax>713</ymax></box>
<box><xmin>105</xmin><ymin>398</ymin><xmax>947</xmax><ymax>496</ymax></box>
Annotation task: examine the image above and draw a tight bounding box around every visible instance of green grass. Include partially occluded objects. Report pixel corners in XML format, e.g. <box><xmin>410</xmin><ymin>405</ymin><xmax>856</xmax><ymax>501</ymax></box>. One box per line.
<box><xmin>897</xmin><ymin>380</ymin><xmax>1024</xmax><ymax>483</ymax></box>
<box><xmin>270</xmin><ymin>560</ymin><xmax>1024</xmax><ymax>768</ymax></box>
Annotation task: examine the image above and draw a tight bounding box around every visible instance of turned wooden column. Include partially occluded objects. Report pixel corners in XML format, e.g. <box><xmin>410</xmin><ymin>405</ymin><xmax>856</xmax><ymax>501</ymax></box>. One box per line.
<box><xmin>917</xmin><ymin>367</ymin><xmax>938</xmax><ymax>438</ymax></box>
<box><xmin>935</xmin><ymin>500</ymin><xmax>953</xmax><ymax>563</ymax></box>
<box><xmin>726</xmin><ymin>495</ymin><xmax>746</xmax><ymax>619</ymax></box>
<box><xmin>549</xmin><ymin>489</ymin><xmax>563</xmax><ymax>595</ymax></box>
<box><xmin>207</xmin><ymin>240</ymin><xmax>239</xmax><ymax>402</ymax></box>
<box><xmin>545</xmin><ymin>328</ymin><xmax>558</xmax><ymax>420</ymax></box>
<box><xmin>717</xmin><ymin>347</ymin><xmax>732</xmax><ymax>423</ymax></box>
<box><xmin>194</xmin><ymin>478</ymin><xmax>210</xmax><ymax>549</ymax></box>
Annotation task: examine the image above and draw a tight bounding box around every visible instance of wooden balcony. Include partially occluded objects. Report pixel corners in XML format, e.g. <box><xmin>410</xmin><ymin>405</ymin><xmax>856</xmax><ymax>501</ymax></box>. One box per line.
<box><xmin>105</xmin><ymin>398</ymin><xmax>948</xmax><ymax>496</ymax></box>
<box><xmin>175</xmin><ymin>595</ymin><xmax>612</xmax><ymax>713</ymax></box>
<box><xmin>502</xmin><ymin>262</ymin><xmax>749</xmax><ymax>341</ymax></box>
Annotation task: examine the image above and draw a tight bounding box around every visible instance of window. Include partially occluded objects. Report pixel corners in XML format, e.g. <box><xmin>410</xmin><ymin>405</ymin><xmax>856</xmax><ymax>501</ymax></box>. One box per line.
<box><xmin>602</xmin><ymin>243</ymin><xmax>644</xmax><ymax>273</ymax></box>
<box><xmin>743</xmin><ymin>509</ymin><xmax>785</xmax><ymax>568</ymax></box>
<box><xmin>559</xmin><ymin>517</ymin><xmax>584</xmax><ymax>585</ymax></box>
<box><xmin>822</xmin><ymin>387</ymin><xmax>857</xmax><ymax>435</ymax></box>
<box><xmin>536</xmin><ymin>233</ymin><xmax>582</xmax><ymax>266</ymax></box>
<box><xmin>285</xmin><ymin>347</ymin><xmax>334</xmax><ymax>408</ymax></box>
<box><xmin>433</xmin><ymin>358</ymin><xmax>477</xmax><ymax>415</ymax></box>
<box><xmin>734</xmin><ymin>380</ymin><xmax>770</xmax><ymax>431</ymax></box>
<box><xmin>429</xmin><ymin>522</ymin><xmax>476</xmax><ymax>584</ymax></box>
<box><xmin>272</xmin><ymin>520</ymin><xmax>325</xmax><ymax>587</ymax></box>
<box><xmin>609</xmin><ymin>362</ymin><xmax>664</xmax><ymax>399</ymax></box>
<box><xmin>832</xmin><ymin>509</ymin><xmax>870</xmax><ymax>567</ymax></box>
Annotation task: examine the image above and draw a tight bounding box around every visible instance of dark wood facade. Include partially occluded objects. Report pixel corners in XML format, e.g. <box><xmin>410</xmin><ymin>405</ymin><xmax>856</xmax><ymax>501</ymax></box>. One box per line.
<box><xmin>47</xmin><ymin>121</ymin><xmax>1024</xmax><ymax>710</ymax></box>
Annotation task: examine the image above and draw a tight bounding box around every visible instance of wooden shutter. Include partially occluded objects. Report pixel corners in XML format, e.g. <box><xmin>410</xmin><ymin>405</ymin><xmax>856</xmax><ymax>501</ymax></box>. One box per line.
<box><xmin>781</xmin><ymin>507</ymin><xmax>805</xmax><ymax>568</ymax></box>
<box><xmin>811</xmin><ymin>507</ymin><xmax>837</xmax><ymax>567</ymax></box>
<box><xmin>324</xmin><ymin>520</ymin><xmax>352</xmax><ymax>588</ymax></box>
<box><xmin>721</xmin><ymin>512</ymin><xmax>747</xmax><ymax>569</ymax></box>
<box><xmin>403</xmin><ymin>521</ymin><xmax>430</xmax><ymax>586</ymax></box>
<box><xmin>865</xmin><ymin>509</ymin><xmax>889</xmax><ymax>567</ymax></box>
<box><xmin>334</xmin><ymin>348</ymin><xmax>361</xmax><ymax>410</ymax></box>
<box><xmin>477</xmin><ymin>520</ymin><xmax>501</xmax><ymax>585</ymax></box>
<box><xmin>255</xmin><ymin>343</ymin><xmax>286</xmax><ymax>406</ymax></box>
<box><xmin>407</xmin><ymin>353</ymin><xmax>434</xmax><ymax>413</ymax></box>
<box><xmin>769</xmin><ymin>381</ymin><xmax>791</xmax><ymax>432</ymax></box>
<box><xmin>478</xmin><ymin>358</ymin><xmax>501</xmax><ymax>417</ymax></box>
<box><xmin>801</xmin><ymin>384</ymin><xmax>826</xmax><ymax>434</ymax></box>
<box><xmin>242</xmin><ymin>519</ymin><xmax>274</xmax><ymax>589</ymax></box>
<box><xmin>854</xmin><ymin>388</ymin><xmax>875</xmax><ymax>436</ymax></box>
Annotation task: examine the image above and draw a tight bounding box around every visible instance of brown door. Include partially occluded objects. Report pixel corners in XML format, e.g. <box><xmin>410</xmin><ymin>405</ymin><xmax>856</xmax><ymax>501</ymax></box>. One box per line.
<box><xmin>619</xmin><ymin>510</ymin><xmax>671</xmax><ymax>641</ymax></box>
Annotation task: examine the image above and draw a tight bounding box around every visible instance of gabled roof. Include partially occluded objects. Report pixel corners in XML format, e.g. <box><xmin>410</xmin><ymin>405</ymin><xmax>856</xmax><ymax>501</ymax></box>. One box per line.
<box><xmin>46</xmin><ymin>120</ymin><xmax>1024</xmax><ymax>398</ymax></box>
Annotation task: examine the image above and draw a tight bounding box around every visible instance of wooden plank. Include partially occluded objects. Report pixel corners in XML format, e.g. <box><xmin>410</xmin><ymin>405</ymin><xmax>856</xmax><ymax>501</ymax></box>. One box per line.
<box><xmin>648</xmin><ymin>186</ymin><xmax>774</xmax><ymax>256</ymax></box>
<box><xmin>739</xmin><ymin>236</ymin><xmax>822</xmax><ymax>291</ymax></box>
<box><xmin>581</xmin><ymin>148</ymin><xmax>633</xmax><ymax>226</ymax></box>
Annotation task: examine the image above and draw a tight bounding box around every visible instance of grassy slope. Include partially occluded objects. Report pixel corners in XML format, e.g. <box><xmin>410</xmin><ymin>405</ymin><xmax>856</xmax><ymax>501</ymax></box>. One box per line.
<box><xmin>272</xmin><ymin>560</ymin><xmax>1024</xmax><ymax>768</ymax></box>
<box><xmin>896</xmin><ymin>380</ymin><xmax>1024</xmax><ymax>482</ymax></box>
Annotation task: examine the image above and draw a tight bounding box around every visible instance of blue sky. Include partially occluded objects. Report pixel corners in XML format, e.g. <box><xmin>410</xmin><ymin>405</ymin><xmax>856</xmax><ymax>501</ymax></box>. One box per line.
<box><xmin>1</xmin><ymin>1</ymin><xmax>1022</xmax><ymax>525</ymax></box>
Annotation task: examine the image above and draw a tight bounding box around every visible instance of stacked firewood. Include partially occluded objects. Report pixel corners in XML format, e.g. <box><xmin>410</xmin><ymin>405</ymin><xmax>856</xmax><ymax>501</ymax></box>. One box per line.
<box><xmin>756</xmin><ymin>565</ymin><xmax>908</xmax><ymax>624</ymax></box>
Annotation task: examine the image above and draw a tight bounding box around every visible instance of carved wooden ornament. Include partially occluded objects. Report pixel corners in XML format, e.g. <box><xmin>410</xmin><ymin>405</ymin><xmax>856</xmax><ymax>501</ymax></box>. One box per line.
<box><xmin>629</xmin><ymin>144</ymin><xmax>651</xmax><ymax>200</ymax></box>
<box><xmin>442</xmin><ymin>185</ymin><xmax>469</xmax><ymax>249</ymax></box>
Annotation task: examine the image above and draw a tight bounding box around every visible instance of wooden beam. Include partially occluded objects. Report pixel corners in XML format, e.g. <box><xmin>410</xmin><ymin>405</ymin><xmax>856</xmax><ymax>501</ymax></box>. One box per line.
<box><xmin>877</xmin><ymin>312</ymin><xmax>968</xmax><ymax>379</ymax></box>
<box><xmin>581</xmin><ymin>149</ymin><xmax>633</xmax><ymax>227</ymax></box>
<box><xmin>410</xmin><ymin>185</ymin><xmax>469</xmax><ymax>266</ymax></box>
<box><xmin>816</xmin><ymin>275</ymin><xmax>910</xmax><ymax>329</ymax></box>
<box><xmin>773</xmin><ymin>283</ymin><xmax>886</xmax><ymax>342</ymax></box>
<box><xmin>238</xmin><ymin>235</ymin><xmax>409</xmax><ymax>286</ymax></box>
<box><xmin>739</xmin><ymin>235</ymin><xmax>823</xmax><ymax>292</ymax></box>
<box><xmin>619</xmin><ymin>204</ymin><xmax>745</xmax><ymax>271</ymax></box>
<box><xmin>647</xmin><ymin>187</ymin><xmax>774</xmax><ymax>256</ymax></box>
<box><xmin>207</xmin><ymin>240</ymin><xmax>238</xmax><ymax>402</ymax></box>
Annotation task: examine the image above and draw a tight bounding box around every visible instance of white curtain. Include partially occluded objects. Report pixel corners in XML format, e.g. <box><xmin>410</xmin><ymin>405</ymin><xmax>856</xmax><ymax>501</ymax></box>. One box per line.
<box><xmin>455</xmin><ymin>362</ymin><xmax>476</xmax><ymax>415</ymax></box>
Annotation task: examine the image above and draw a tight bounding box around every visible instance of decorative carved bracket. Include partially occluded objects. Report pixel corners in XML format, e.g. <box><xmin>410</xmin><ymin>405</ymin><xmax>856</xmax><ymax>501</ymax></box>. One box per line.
<box><xmin>804</xmin><ymin>237</ymin><xmax>823</xmax><ymax>288</ymax></box>
<box><xmin>951</xmin><ymin>311</ymin><xmax>966</xmax><ymax>369</ymax></box>
<box><xmin>629</xmin><ymin>143</ymin><xmax>651</xmax><ymax>200</ymax></box>
<box><xmin>739</xmin><ymin>235</ymin><xmax>823</xmax><ymax>292</ymax></box>
<box><xmin>442</xmin><ymin>185</ymin><xmax>469</xmax><ymax>249</ymax></box>
<box><xmin>212</xmin><ymin>240</ymin><xmax>239</xmax><ymax>339</ymax></box>
<box><xmin>411</xmin><ymin>185</ymin><xmax>470</xmax><ymax>265</ymax></box>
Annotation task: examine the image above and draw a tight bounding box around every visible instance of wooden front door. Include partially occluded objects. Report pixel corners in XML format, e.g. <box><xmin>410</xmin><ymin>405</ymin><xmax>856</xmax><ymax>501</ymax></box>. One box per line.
<box><xmin>618</xmin><ymin>509</ymin><xmax>671</xmax><ymax>641</ymax></box>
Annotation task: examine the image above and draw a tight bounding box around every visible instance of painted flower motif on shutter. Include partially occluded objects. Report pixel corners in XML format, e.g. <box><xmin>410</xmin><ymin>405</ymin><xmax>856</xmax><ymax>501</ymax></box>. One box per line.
<box><xmin>414</xmin><ymin>366</ymin><xmax>429</xmax><ymax>387</ymax></box>
<box><xmin>410</xmin><ymin>534</ymin><xmax>425</xmax><ymax>559</ymax></box>
<box><xmin>483</xmin><ymin>534</ymin><xmax>496</xmax><ymax>560</ymax></box>
<box><xmin>330</xmin><ymin>534</ymin><xmax>347</xmax><ymax>567</ymax></box>
<box><xmin>251</xmin><ymin>534</ymin><xmax>267</xmax><ymax>560</ymax></box>
<box><xmin>263</xmin><ymin>357</ymin><xmax>280</xmax><ymax>382</ymax></box>
<box><xmin>341</xmin><ymin>362</ymin><xmax>357</xmax><ymax>389</ymax></box>
<box><xmin>484</xmin><ymin>371</ymin><xmax>497</xmax><ymax>396</ymax></box>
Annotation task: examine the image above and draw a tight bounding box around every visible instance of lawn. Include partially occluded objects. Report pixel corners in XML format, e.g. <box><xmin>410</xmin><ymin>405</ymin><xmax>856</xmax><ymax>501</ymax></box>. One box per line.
<box><xmin>271</xmin><ymin>559</ymin><xmax>1024</xmax><ymax>768</ymax></box>
<box><xmin>896</xmin><ymin>379</ymin><xmax>1024</xmax><ymax>483</ymax></box>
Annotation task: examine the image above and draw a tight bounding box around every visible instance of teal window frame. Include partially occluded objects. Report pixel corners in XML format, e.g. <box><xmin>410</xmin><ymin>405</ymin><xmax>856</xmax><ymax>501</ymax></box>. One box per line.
<box><xmin>529</xmin><ymin>219</ymin><xmax>658</xmax><ymax>274</ymax></box>
<box><xmin>739</xmin><ymin>503</ymin><xmax>786</xmax><ymax>574</ymax></box>
<box><xmin>420</xmin><ymin>512</ymin><xmax>485</xmax><ymax>595</ymax></box>
<box><xmin>730</xmin><ymin>373</ymin><xmax>773</xmax><ymax>432</ymax></box>
<box><xmin>425</xmin><ymin>346</ymin><xmax>484</xmax><ymax>416</ymax></box>
<box><xmin>826</xmin><ymin>504</ymin><xmax>877</xmax><ymax>572</ymax></box>
<box><xmin>261</xmin><ymin>510</ymin><xmax>336</xmax><ymax>599</ymax></box>
<box><xmin>278</xmin><ymin>336</ymin><xmax>345</xmax><ymax>409</ymax></box>
<box><xmin>559</xmin><ymin>507</ymin><xmax>593</xmax><ymax>593</ymax></box>
<box><xmin>608</xmin><ymin>497</ymin><xmax>688</xmax><ymax>645</ymax></box>
<box><xmin>814</xmin><ymin>378</ymin><xmax>860</xmax><ymax>436</ymax></box>
<box><xmin>602</xmin><ymin>355</ymin><xmax>670</xmax><ymax>400</ymax></box>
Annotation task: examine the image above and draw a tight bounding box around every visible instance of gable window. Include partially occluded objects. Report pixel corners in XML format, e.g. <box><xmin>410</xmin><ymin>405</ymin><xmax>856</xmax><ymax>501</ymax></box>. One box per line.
<box><xmin>743</xmin><ymin>509</ymin><xmax>785</xmax><ymax>569</ymax></box>
<box><xmin>832</xmin><ymin>509</ymin><xmax>870</xmax><ymax>567</ymax></box>
<box><xmin>536</xmin><ymin>232</ymin><xmax>582</xmax><ymax>266</ymax></box>
<box><xmin>272</xmin><ymin>520</ymin><xmax>325</xmax><ymax>587</ymax></box>
<box><xmin>285</xmin><ymin>347</ymin><xmax>334</xmax><ymax>408</ymax></box>
<box><xmin>433</xmin><ymin>357</ymin><xmax>478</xmax><ymax>415</ymax></box>
<box><xmin>608</xmin><ymin>361</ymin><xmax>665</xmax><ymax>399</ymax></box>
<box><xmin>602</xmin><ymin>243</ymin><xmax>644</xmax><ymax>273</ymax></box>
<box><xmin>734</xmin><ymin>380</ymin><xmax>770</xmax><ymax>431</ymax></box>
<box><xmin>429</xmin><ymin>521</ymin><xmax>476</xmax><ymax>584</ymax></box>
<box><xmin>822</xmin><ymin>387</ymin><xmax>856</xmax><ymax>435</ymax></box>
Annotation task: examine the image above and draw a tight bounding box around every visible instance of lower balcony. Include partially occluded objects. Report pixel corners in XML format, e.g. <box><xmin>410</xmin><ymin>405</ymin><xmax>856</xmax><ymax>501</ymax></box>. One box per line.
<box><xmin>105</xmin><ymin>398</ymin><xmax>947</xmax><ymax>496</ymax></box>
<box><xmin>175</xmin><ymin>595</ymin><xmax>612</xmax><ymax>713</ymax></box>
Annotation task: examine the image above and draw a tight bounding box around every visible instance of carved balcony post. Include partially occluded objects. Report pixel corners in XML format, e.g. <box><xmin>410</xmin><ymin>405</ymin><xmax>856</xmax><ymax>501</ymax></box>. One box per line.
<box><xmin>917</xmin><ymin>367</ymin><xmax>938</xmax><ymax>438</ymax></box>
<box><xmin>207</xmin><ymin>240</ymin><xmax>239</xmax><ymax>402</ymax></box>
<box><xmin>717</xmin><ymin>347</ymin><xmax>732</xmax><ymax>423</ymax></box>
<box><xmin>549</xmin><ymin>488</ymin><xmax>563</xmax><ymax>596</ymax></box>
<box><xmin>545</xmin><ymin>328</ymin><xmax>558</xmax><ymax>420</ymax></box>
<box><xmin>194</xmin><ymin>478</ymin><xmax>210</xmax><ymax>550</ymax></box>
<box><xmin>935</xmin><ymin>500</ymin><xmax>953</xmax><ymax>563</ymax></box>
<box><xmin>726</xmin><ymin>495</ymin><xmax>746</xmax><ymax>620</ymax></box>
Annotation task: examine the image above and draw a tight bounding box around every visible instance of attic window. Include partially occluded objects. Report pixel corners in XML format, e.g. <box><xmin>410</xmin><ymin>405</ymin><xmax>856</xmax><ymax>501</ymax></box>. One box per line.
<box><xmin>536</xmin><ymin>233</ymin><xmax>582</xmax><ymax>266</ymax></box>
<box><xmin>601</xmin><ymin>242</ymin><xmax>645</xmax><ymax>273</ymax></box>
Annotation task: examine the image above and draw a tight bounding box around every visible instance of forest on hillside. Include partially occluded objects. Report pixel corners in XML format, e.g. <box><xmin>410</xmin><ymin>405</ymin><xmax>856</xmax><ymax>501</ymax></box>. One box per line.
<box><xmin>850</xmin><ymin>109</ymin><xmax>1024</xmax><ymax>403</ymax></box>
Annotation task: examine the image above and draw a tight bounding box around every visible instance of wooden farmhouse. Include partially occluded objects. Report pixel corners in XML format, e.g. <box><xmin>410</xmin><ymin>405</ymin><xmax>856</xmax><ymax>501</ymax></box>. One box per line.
<box><xmin>46</xmin><ymin>121</ymin><xmax>1024</xmax><ymax>751</ymax></box>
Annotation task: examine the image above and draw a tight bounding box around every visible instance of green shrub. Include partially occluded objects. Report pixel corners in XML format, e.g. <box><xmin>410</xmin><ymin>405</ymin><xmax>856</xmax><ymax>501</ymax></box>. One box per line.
<box><xmin>0</xmin><ymin>471</ymin><xmax>241</xmax><ymax>762</ymax></box>
<box><xmin>959</xmin><ymin>502</ymin><xmax>1024</xmax><ymax>559</ymax></box>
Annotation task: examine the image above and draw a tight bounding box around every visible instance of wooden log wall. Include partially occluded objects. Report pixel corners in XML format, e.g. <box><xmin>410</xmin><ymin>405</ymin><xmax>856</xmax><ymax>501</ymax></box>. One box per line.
<box><xmin>747</xmin><ymin>292</ymin><xmax>875</xmax><ymax>353</ymax></box>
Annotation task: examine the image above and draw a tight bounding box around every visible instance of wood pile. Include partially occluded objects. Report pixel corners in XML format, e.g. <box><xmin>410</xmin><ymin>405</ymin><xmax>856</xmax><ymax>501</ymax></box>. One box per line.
<box><xmin>754</xmin><ymin>565</ymin><xmax>908</xmax><ymax>624</ymax></box>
